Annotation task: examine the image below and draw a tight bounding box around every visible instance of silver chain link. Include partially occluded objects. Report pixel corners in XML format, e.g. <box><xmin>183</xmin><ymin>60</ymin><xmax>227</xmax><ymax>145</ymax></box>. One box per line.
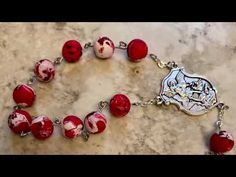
<box><xmin>84</xmin><ymin>42</ymin><xmax>93</xmax><ymax>49</ymax></box>
<box><xmin>215</xmin><ymin>102</ymin><xmax>229</xmax><ymax>130</ymax></box>
<box><xmin>98</xmin><ymin>101</ymin><xmax>109</xmax><ymax>112</ymax></box>
<box><xmin>149</xmin><ymin>54</ymin><xmax>178</xmax><ymax>69</ymax></box>
<box><xmin>132</xmin><ymin>96</ymin><xmax>163</xmax><ymax>107</ymax></box>
<box><xmin>54</xmin><ymin>57</ymin><xmax>64</xmax><ymax>65</ymax></box>
<box><xmin>115</xmin><ymin>41</ymin><xmax>127</xmax><ymax>50</ymax></box>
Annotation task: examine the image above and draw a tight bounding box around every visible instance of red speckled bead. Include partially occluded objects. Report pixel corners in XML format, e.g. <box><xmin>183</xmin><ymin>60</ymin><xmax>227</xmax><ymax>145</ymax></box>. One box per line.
<box><xmin>62</xmin><ymin>40</ymin><xmax>82</xmax><ymax>63</ymax></box>
<box><xmin>31</xmin><ymin>116</ymin><xmax>54</xmax><ymax>140</ymax></box>
<box><xmin>94</xmin><ymin>36</ymin><xmax>115</xmax><ymax>59</ymax></box>
<box><xmin>84</xmin><ymin>111</ymin><xmax>107</xmax><ymax>134</ymax></box>
<box><xmin>61</xmin><ymin>115</ymin><xmax>84</xmax><ymax>139</ymax></box>
<box><xmin>210</xmin><ymin>130</ymin><xmax>234</xmax><ymax>154</ymax></box>
<box><xmin>109</xmin><ymin>94</ymin><xmax>131</xmax><ymax>117</ymax></box>
<box><xmin>8</xmin><ymin>109</ymin><xmax>32</xmax><ymax>135</ymax></box>
<box><xmin>13</xmin><ymin>84</ymin><xmax>36</xmax><ymax>107</ymax></box>
<box><xmin>34</xmin><ymin>59</ymin><xmax>55</xmax><ymax>82</ymax></box>
<box><xmin>127</xmin><ymin>39</ymin><xmax>148</xmax><ymax>62</ymax></box>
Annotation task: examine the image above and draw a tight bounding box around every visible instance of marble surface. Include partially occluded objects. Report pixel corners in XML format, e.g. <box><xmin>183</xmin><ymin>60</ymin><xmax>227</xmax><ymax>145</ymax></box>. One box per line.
<box><xmin>0</xmin><ymin>22</ymin><xmax>235</xmax><ymax>154</ymax></box>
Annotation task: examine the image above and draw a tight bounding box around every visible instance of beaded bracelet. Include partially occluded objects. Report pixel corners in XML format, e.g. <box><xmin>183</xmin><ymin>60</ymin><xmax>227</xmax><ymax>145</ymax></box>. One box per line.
<box><xmin>8</xmin><ymin>36</ymin><xmax>234</xmax><ymax>154</ymax></box>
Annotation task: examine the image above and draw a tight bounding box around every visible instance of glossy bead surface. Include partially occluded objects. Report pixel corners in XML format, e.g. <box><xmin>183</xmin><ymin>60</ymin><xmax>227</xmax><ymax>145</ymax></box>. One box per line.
<box><xmin>109</xmin><ymin>94</ymin><xmax>131</xmax><ymax>117</ymax></box>
<box><xmin>62</xmin><ymin>40</ymin><xmax>82</xmax><ymax>62</ymax></box>
<box><xmin>127</xmin><ymin>39</ymin><xmax>148</xmax><ymax>62</ymax></box>
<box><xmin>94</xmin><ymin>36</ymin><xmax>115</xmax><ymax>59</ymax></box>
<box><xmin>13</xmin><ymin>84</ymin><xmax>36</xmax><ymax>107</ymax></box>
<box><xmin>61</xmin><ymin>115</ymin><xmax>84</xmax><ymax>139</ymax></box>
<box><xmin>8</xmin><ymin>110</ymin><xmax>32</xmax><ymax>135</ymax></box>
<box><xmin>84</xmin><ymin>111</ymin><xmax>107</xmax><ymax>134</ymax></box>
<box><xmin>31</xmin><ymin>116</ymin><xmax>54</xmax><ymax>140</ymax></box>
<box><xmin>34</xmin><ymin>59</ymin><xmax>55</xmax><ymax>82</ymax></box>
<box><xmin>210</xmin><ymin>130</ymin><xmax>234</xmax><ymax>154</ymax></box>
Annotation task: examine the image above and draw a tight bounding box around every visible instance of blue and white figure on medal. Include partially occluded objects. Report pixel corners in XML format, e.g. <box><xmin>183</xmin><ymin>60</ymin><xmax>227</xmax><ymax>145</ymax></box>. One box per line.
<box><xmin>159</xmin><ymin>67</ymin><xmax>218</xmax><ymax>116</ymax></box>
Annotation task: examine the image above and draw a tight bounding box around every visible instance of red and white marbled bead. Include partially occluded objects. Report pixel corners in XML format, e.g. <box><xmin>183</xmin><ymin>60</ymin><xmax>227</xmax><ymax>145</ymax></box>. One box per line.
<box><xmin>8</xmin><ymin>109</ymin><xmax>32</xmax><ymax>135</ymax></box>
<box><xmin>84</xmin><ymin>111</ymin><xmax>107</xmax><ymax>134</ymax></box>
<box><xmin>13</xmin><ymin>84</ymin><xmax>36</xmax><ymax>107</ymax></box>
<box><xmin>61</xmin><ymin>115</ymin><xmax>84</xmax><ymax>139</ymax></box>
<box><xmin>34</xmin><ymin>59</ymin><xmax>55</xmax><ymax>82</ymax></box>
<box><xmin>210</xmin><ymin>130</ymin><xmax>234</xmax><ymax>154</ymax></box>
<box><xmin>94</xmin><ymin>36</ymin><xmax>115</xmax><ymax>59</ymax></box>
<box><xmin>30</xmin><ymin>116</ymin><xmax>54</xmax><ymax>140</ymax></box>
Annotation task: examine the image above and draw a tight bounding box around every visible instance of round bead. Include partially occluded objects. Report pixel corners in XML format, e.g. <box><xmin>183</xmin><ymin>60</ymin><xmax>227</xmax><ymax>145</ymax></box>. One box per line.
<box><xmin>109</xmin><ymin>94</ymin><xmax>131</xmax><ymax>117</ymax></box>
<box><xmin>61</xmin><ymin>115</ymin><xmax>84</xmax><ymax>139</ymax></box>
<box><xmin>13</xmin><ymin>84</ymin><xmax>36</xmax><ymax>107</ymax></box>
<box><xmin>31</xmin><ymin>116</ymin><xmax>54</xmax><ymax>140</ymax></box>
<box><xmin>127</xmin><ymin>39</ymin><xmax>148</xmax><ymax>62</ymax></box>
<box><xmin>8</xmin><ymin>110</ymin><xmax>32</xmax><ymax>135</ymax></box>
<box><xmin>210</xmin><ymin>130</ymin><xmax>234</xmax><ymax>154</ymax></box>
<box><xmin>94</xmin><ymin>36</ymin><xmax>115</xmax><ymax>59</ymax></box>
<box><xmin>34</xmin><ymin>59</ymin><xmax>55</xmax><ymax>82</ymax></box>
<box><xmin>62</xmin><ymin>40</ymin><xmax>82</xmax><ymax>63</ymax></box>
<box><xmin>84</xmin><ymin>111</ymin><xmax>107</xmax><ymax>134</ymax></box>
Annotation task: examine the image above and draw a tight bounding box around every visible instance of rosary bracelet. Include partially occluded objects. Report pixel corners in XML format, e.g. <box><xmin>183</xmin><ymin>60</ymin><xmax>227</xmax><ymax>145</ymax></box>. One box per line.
<box><xmin>8</xmin><ymin>36</ymin><xmax>234</xmax><ymax>154</ymax></box>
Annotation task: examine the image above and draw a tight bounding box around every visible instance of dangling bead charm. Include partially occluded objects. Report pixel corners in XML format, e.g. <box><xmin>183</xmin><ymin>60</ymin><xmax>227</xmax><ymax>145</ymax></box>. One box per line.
<box><xmin>94</xmin><ymin>36</ymin><xmax>115</xmax><ymax>59</ymax></box>
<box><xmin>109</xmin><ymin>94</ymin><xmax>131</xmax><ymax>117</ymax></box>
<box><xmin>210</xmin><ymin>130</ymin><xmax>234</xmax><ymax>154</ymax></box>
<box><xmin>127</xmin><ymin>39</ymin><xmax>148</xmax><ymax>62</ymax></box>
<box><xmin>13</xmin><ymin>84</ymin><xmax>36</xmax><ymax>107</ymax></box>
<box><xmin>84</xmin><ymin>111</ymin><xmax>107</xmax><ymax>134</ymax></box>
<box><xmin>61</xmin><ymin>115</ymin><xmax>84</xmax><ymax>139</ymax></box>
<box><xmin>8</xmin><ymin>110</ymin><xmax>32</xmax><ymax>135</ymax></box>
<box><xmin>34</xmin><ymin>59</ymin><xmax>55</xmax><ymax>82</ymax></box>
<box><xmin>30</xmin><ymin>116</ymin><xmax>54</xmax><ymax>140</ymax></box>
<box><xmin>62</xmin><ymin>40</ymin><xmax>82</xmax><ymax>63</ymax></box>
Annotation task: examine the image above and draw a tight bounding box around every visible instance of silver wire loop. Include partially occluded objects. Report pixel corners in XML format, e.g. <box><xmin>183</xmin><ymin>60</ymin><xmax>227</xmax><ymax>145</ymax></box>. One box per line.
<box><xmin>84</xmin><ymin>42</ymin><xmax>93</xmax><ymax>49</ymax></box>
<box><xmin>54</xmin><ymin>57</ymin><xmax>64</xmax><ymax>65</ymax></box>
<box><xmin>98</xmin><ymin>101</ymin><xmax>109</xmax><ymax>112</ymax></box>
<box><xmin>116</xmin><ymin>41</ymin><xmax>127</xmax><ymax>50</ymax></box>
<box><xmin>81</xmin><ymin>129</ymin><xmax>90</xmax><ymax>141</ymax></box>
<box><xmin>27</xmin><ymin>75</ymin><xmax>37</xmax><ymax>85</ymax></box>
<box><xmin>215</xmin><ymin>102</ymin><xmax>229</xmax><ymax>130</ymax></box>
<box><xmin>54</xmin><ymin>118</ymin><xmax>61</xmax><ymax>126</ymax></box>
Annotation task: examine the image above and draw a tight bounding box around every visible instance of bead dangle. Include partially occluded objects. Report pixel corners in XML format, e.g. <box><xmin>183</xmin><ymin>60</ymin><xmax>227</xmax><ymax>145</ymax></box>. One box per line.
<box><xmin>8</xmin><ymin>36</ymin><xmax>234</xmax><ymax>154</ymax></box>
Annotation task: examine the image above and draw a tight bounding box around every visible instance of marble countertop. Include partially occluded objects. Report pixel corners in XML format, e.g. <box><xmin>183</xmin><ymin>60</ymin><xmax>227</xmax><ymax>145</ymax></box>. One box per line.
<box><xmin>0</xmin><ymin>22</ymin><xmax>235</xmax><ymax>154</ymax></box>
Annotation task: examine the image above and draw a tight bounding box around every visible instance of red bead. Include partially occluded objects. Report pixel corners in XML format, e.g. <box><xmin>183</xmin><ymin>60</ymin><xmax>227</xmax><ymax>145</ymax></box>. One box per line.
<box><xmin>109</xmin><ymin>94</ymin><xmax>131</xmax><ymax>117</ymax></box>
<box><xmin>13</xmin><ymin>84</ymin><xmax>36</xmax><ymax>107</ymax></box>
<box><xmin>84</xmin><ymin>111</ymin><xmax>107</xmax><ymax>134</ymax></box>
<box><xmin>210</xmin><ymin>130</ymin><xmax>234</xmax><ymax>154</ymax></box>
<box><xmin>127</xmin><ymin>39</ymin><xmax>148</xmax><ymax>62</ymax></box>
<box><xmin>61</xmin><ymin>115</ymin><xmax>84</xmax><ymax>139</ymax></box>
<box><xmin>8</xmin><ymin>110</ymin><xmax>32</xmax><ymax>135</ymax></box>
<box><xmin>62</xmin><ymin>40</ymin><xmax>82</xmax><ymax>63</ymax></box>
<box><xmin>34</xmin><ymin>59</ymin><xmax>55</xmax><ymax>82</ymax></box>
<box><xmin>31</xmin><ymin>116</ymin><xmax>54</xmax><ymax>140</ymax></box>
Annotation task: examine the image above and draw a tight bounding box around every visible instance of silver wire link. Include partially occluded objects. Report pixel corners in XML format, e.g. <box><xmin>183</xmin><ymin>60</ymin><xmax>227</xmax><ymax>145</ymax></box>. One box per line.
<box><xmin>115</xmin><ymin>41</ymin><xmax>127</xmax><ymax>50</ymax></box>
<box><xmin>13</xmin><ymin>105</ymin><xmax>23</xmax><ymax>110</ymax></box>
<box><xmin>54</xmin><ymin>118</ymin><xmax>61</xmax><ymax>126</ymax></box>
<box><xmin>20</xmin><ymin>131</ymin><xmax>31</xmax><ymax>137</ymax></box>
<box><xmin>84</xmin><ymin>42</ymin><xmax>93</xmax><ymax>49</ymax></box>
<box><xmin>27</xmin><ymin>75</ymin><xmax>37</xmax><ymax>86</ymax></box>
<box><xmin>132</xmin><ymin>96</ymin><xmax>163</xmax><ymax>107</ymax></box>
<box><xmin>215</xmin><ymin>102</ymin><xmax>229</xmax><ymax>130</ymax></box>
<box><xmin>81</xmin><ymin>129</ymin><xmax>90</xmax><ymax>141</ymax></box>
<box><xmin>98</xmin><ymin>101</ymin><xmax>109</xmax><ymax>112</ymax></box>
<box><xmin>54</xmin><ymin>57</ymin><xmax>64</xmax><ymax>65</ymax></box>
<box><xmin>149</xmin><ymin>54</ymin><xmax>178</xmax><ymax>69</ymax></box>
